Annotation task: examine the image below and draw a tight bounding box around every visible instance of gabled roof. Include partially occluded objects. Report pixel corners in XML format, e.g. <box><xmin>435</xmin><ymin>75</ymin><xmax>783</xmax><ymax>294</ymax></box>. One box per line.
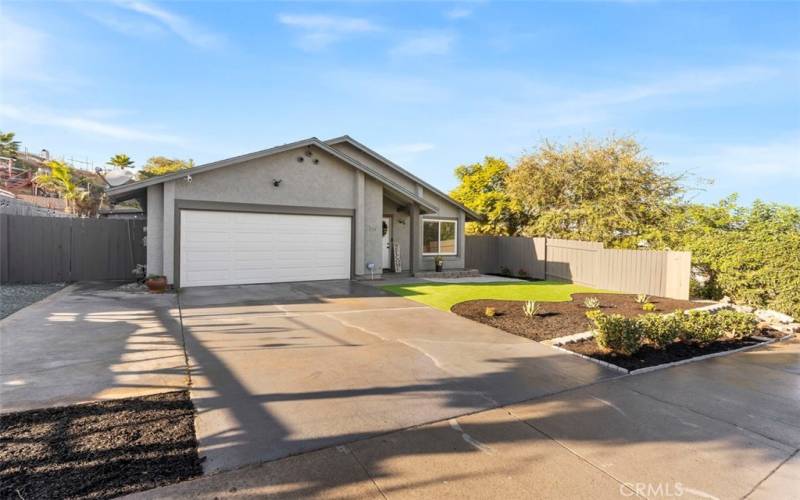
<box><xmin>106</xmin><ymin>137</ymin><xmax>439</xmax><ymax>213</ymax></box>
<box><xmin>325</xmin><ymin>135</ymin><xmax>481</xmax><ymax>221</ymax></box>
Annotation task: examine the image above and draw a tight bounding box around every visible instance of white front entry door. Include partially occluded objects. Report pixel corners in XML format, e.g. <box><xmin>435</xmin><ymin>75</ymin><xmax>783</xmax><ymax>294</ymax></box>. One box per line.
<box><xmin>179</xmin><ymin>210</ymin><xmax>351</xmax><ymax>287</ymax></box>
<box><xmin>382</xmin><ymin>216</ymin><xmax>392</xmax><ymax>270</ymax></box>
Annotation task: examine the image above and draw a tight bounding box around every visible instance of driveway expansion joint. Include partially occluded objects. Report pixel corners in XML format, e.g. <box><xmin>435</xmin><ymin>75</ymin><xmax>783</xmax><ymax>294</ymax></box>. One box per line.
<box><xmin>624</xmin><ymin>386</ymin><xmax>796</xmax><ymax>451</ymax></box>
<box><xmin>743</xmin><ymin>448</ymin><xmax>800</xmax><ymax>499</ymax></box>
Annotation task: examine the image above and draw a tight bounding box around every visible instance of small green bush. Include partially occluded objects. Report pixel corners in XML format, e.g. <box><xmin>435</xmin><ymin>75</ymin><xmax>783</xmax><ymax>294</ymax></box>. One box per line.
<box><xmin>589</xmin><ymin>308</ymin><xmax>759</xmax><ymax>354</ymax></box>
<box><xmin>637</xmin><ymin>313</ymin><xmax>683</xmax><ymax>348</ymax></box>
<box><xmin>585</xmin><ymin>309</ymin><xmax>603</xmax><ymax>321</ymax></box>
<box><xmin>714</xmin><ymin>310</ymin><xmax>758</xmax><ymax>339</ymax></box>
<box><xmin>680</xmin><ymin>310</ymin><xmax>720</xmax><ymax>343</ymax></box>
<box><xmin>642</xmin><ymin>302</ymin><xmax>656</xmax><ymax>312</ymax></box>
<box><xmin>590</xmin><ymin>313</ymin><xmax>643</xmax><ymax>355</ymax></box>
<box><xmin>484</xmin><ymin>306</ymin><xmax>496</xmax><ymax>317</ymax></box>
<box><xmin>584</xmin><ymin>297</ymin><xmax>601</xmax><ymax>309</ymax></box>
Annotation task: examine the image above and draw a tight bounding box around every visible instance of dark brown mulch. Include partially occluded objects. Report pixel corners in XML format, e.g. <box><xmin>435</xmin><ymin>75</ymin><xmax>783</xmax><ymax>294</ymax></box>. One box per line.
<box><xmin>564</xmin><ymin>337</ymin><xmax>765</xmax><ymax>371</ymax></box>
<box><xmin>0</xmin><ymin>391</ymin><xmax>202</xmax><ymax>500</ymax></box>
<box><xmin>451</xmin><ymin>293</ymin><xmax>699</xmax><ymax>341</ymax></box>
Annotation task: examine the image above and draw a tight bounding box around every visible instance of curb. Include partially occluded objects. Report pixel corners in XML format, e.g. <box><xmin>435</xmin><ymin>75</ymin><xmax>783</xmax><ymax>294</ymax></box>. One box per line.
<box><xmin>549</xmin><ymin>333</ymin><xmax>795</xmax><ymax>376</ymax></box>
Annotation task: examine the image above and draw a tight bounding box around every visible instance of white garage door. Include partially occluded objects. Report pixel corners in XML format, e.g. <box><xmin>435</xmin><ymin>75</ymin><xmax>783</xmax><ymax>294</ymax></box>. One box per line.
<box><xmin>179</xmin><ymin>210</ymin><xmax>351</xmax><ymax>287</ymax></box>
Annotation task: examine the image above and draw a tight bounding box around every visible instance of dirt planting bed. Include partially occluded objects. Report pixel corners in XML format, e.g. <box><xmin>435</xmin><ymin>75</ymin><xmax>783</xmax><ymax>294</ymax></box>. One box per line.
<box><xmin>0</xmin><ymin>391</ymin><xmax>201</xmax><ymax>500</ymax></box>
<box><xmin>451</xmin><ymin>293</ymin><xmax>699</xmax><ymax>341</ymax></box>
<box><xmin>563</xmin><ymin>337</ymin><xmax>767</xmax><ymax>371</ymax></box>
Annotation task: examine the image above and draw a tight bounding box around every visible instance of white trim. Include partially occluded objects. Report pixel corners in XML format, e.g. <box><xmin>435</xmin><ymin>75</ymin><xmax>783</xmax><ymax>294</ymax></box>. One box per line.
<box><xmin>422</xmin><ymin>219</ymin><xmax>458</xmax><ymax>256</ymax></box>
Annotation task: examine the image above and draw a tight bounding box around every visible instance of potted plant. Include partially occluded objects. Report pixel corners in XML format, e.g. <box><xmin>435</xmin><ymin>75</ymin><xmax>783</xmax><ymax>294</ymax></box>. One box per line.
<box><xmin>145</xmin><ymin>274</ymin><xmax>167</xmax><ymax>293</ymax></box>
<box><xmin>434</xmin><ymin>255</ymin><xmax>444</xmax><ymax>272</ymax></box>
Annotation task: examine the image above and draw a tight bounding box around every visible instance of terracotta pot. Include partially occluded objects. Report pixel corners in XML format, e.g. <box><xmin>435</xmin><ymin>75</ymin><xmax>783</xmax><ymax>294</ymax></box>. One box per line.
<box><xmin>146</xmin><ymin>277</ymin><xmax>167</xmax><ymax>293</ymax></box>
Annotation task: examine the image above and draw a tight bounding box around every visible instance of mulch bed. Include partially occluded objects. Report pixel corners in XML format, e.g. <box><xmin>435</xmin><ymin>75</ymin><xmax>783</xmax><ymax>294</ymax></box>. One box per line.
<box><xmin>451</xmin><ymin>293</ymin><xmax>699</xmax><ymax>341</ymax></box>
<box><xmin>563</xmin><ymin>337</ymin><xmax>766</xmax><ymax>371</ymax></box>
<box><xmin>0</xmin><ymin>391</ymin><xmax>202</xmax><ymax>500</ymax></box>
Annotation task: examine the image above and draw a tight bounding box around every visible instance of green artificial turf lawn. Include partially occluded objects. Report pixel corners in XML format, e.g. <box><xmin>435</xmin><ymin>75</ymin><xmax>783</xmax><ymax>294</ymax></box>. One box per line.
<box><xmin>382</xmin><ymin>280</ymin><xmax>607</xmax><ymax>311</ymax></box>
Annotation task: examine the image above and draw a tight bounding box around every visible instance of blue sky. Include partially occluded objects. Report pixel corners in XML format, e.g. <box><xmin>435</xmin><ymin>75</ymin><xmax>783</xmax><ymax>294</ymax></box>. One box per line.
<box><xmin>1</xmin><ymin>1</ymin><xmax>798</xmax><ymax>205</ymax></box>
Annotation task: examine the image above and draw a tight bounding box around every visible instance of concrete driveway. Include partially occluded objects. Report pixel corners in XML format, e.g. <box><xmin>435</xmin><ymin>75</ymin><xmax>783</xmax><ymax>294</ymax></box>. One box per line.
<box><xmin>177</xmin><ymin>280</ymin><xmax>617</xmax><ymax>473</ymax></box>
<box><xmin>131</xmin><ymin>337</ymin><xmax>800</xmax><ymax>500</ymax></box>
<box><xmin>0</xmin><ymin>282</ymin><xmax>188</xmax><ymax>412</ymax></box>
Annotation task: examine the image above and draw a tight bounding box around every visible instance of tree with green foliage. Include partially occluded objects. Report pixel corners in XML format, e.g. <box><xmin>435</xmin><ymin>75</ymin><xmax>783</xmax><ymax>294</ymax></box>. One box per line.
<box><xmin>0</xmin><ymin>130</ymin><xmax>20</xmax><ymax>158</ymax></box>
<box><xmin>137</xmin><ymin>156</ymin><xmax>194</xmax><ymax>180</ymax></box>
<box><xmin>33</xmin><ymin>160</ymin><xmax>92</xmax><ymax>214</ymax></box>
<box><xmin>665</xmin><ymin>195</ymin><xmax>800</xmax><ymax>317</ymax></box>
<box><xmin>107</xmin><ymin>154</ymin><xmax>134</xmax><ymax>169</ymax></box>
<box><xmin>506</xmin><ymin>137</ymin><xmax>685</xmax><ymax>248</ymax></box>
<box><xmin>449</xmin><ymin>157</ymin><xmax>526</xmax><ymax>235</ymax></box>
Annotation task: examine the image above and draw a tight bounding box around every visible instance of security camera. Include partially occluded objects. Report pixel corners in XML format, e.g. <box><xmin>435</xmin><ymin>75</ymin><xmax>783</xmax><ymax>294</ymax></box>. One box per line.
<box><xmin>186</xmin><ymin>174</ymin><xmax>192</xmax><ymax>183</ymax></box>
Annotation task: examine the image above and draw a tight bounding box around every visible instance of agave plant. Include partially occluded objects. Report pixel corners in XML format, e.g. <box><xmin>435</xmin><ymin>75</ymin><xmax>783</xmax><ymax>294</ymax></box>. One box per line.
<box><xmin>634</xmin><ymin>293</ymin><xmax>649</xmax><ymax>304</ymax></box>
<box><xmin>584</xmin><ymin>297</ymin><xmax>601</xmax><ymax>309</ymax></box>
<box><xmin>523</xmin><ymin>300</ymin><xmax>540</xmax><ymax>318</ymax></box>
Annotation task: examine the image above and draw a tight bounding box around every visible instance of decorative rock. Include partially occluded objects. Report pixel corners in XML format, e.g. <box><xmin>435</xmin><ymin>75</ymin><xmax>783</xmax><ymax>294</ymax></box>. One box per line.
<box><xmin>732</xmin><ymin>304</ymin><xmax>754</xmax><ymax>313</ymax></box>
<box><xmin>720</xmin><ymin>296</ymin><xmax>732</xmax><ymax>304</ymax></box>
<box><xmin>755</xmin><ymin>309</ymin><xmax>795</xmax><ymax>325</ymax></box>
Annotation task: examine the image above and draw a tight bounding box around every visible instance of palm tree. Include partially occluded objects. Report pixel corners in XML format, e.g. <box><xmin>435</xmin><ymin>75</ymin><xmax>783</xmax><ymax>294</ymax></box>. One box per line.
<box><xmin>33</xmin><ymin>160</ymin><xmax>86</xmax><ymax>213</ymax></box>
<box><xmin>107</xmin><ymin>153</ymin><xmax>134</xmax><ymax>169</ymax></box>
<box><xmin>0</xmin><ymin>131</ymin><xmax>20</xmax><ymax>158</ymax></box>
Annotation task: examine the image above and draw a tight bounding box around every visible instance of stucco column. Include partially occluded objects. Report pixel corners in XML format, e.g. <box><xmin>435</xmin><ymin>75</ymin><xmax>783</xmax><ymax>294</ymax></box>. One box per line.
<box><xmin>410</xmin><ymin>203</ymin><xmax>422</xmax><ymax>273</ymax></box>
<box><xmin>354</xmin><ymin>171</ymin><xmax>365</xmax><ymax>275</ymax></box>
<box><xmin>146</xmin><ymin>185</ymin><xmax>164</xmax><ymax>276</ymax></box>
<box><xmin>162</xmin><ymin>181</ymin><xmax>176</xmax><ymax>284</ymax></box>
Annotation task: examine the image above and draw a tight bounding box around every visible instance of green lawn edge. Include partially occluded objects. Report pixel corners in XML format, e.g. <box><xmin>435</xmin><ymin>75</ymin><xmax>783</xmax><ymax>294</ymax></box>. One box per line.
<box><xmin>381</xmin><ymin>280</ymin><xmax>610</xmax><ymax>311</ymax></box>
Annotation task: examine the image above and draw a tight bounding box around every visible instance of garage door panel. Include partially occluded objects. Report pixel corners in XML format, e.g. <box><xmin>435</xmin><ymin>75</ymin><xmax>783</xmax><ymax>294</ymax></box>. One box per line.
<box><xmin>180</xmin><ymin>210</ymin><xmax>351</xmax><ymax>287</ymax></box>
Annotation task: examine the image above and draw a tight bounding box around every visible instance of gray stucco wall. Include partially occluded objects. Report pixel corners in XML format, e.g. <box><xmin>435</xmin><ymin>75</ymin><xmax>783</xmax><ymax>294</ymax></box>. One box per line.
<box><xmin>154</xmin><ymin>146</ymin><xmax>385</xmax><ymax>283</ymax></box>
<box><xmin>174</xmin><ymin>149</ymin><xmax>356</xmax><ymax>207</ymax></box>
<box><xmin>163</xmin><ymin>181</ymin><xmax>176</xmax><ymax>281</ymax></box>
<box><xmin>146</xmin><ymin>185</ymin><xmax>164</xmax><ymax>275</ymax></box>
<box><xmin>329</xmin><ymin>142</ymin><xmax>417</xmax><ymax>194</ymax></box>
<box><xmin>364</xmin><ymin>178</ymin><xmax>383</xmax><ymax>273</ymax></box>
<box><xmin>146</xmin><ymin>143</ymin><xmax>469</xmax><ymax>284</ymax></box>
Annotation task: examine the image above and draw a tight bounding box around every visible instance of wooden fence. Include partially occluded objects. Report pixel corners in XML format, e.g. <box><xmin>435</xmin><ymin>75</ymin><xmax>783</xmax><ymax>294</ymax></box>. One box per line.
<box><xmin>465</xmin><ymin>236</ymin><xmax>691</xmax><ymax>299</ymax></box>
<box><xmin>0</xmin><ymin>214</ymin><xmax>146</xmax><ymax>283</ymax></box>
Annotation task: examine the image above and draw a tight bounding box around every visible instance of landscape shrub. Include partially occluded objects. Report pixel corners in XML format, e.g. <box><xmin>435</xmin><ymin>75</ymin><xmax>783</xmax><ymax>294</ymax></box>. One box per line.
<box><xmin>589</xmin><ymin>309</ymin><xmax>759</xmax><ymax>354</ymax></box>
<box><xmin>679</xmin><ymin>310</ymin><xmax>720</xmax><ymax>343</ymax></box>
<box><xmin>642</xmin><ymin>302</ymin><xmax>656</xmax><ymax>312</ymax></box>
<box><xmin>590</xmin><ymin>314</ymin><xmax>643</xmax><ymax>355</ymax></box>
<box><xmin>637</xmin><ymin>313</ymin><xmax>683</xmax><ymax>348</ymax></box>
<box><xmin>484</xmin><ymin>307</ymin><xmax>496</xmax><ymax>317</ymax></box>
<box><xmin>634</xmin><ymin>293</ymin><xmax>649</xmax><ymax>304</ymax></box>
<box><xmin>585</xmin><ymin>309</ymin><xmax>603</xmax><ymax>321</ymax></box>
<box><xmin>714</xmin><ymin>310</ymin><xmax>758</xmax><ymax>339</ymax></box>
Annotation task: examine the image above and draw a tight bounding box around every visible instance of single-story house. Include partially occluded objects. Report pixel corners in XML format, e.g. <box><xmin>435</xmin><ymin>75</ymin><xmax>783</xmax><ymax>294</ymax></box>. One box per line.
<box><xmin>107</xmin><ymin>136</ymin><xmax>479</xmax><ymax>287</ymax></box>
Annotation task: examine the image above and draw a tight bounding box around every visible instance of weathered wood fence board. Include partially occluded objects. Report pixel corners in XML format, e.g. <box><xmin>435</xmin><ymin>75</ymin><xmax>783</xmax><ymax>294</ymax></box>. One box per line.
<box><xmin>0</xmin><ymin>214</ymin><xmax>146</xmax><ymax>283</ymax></box>
<box><xmin>465</xmin><ymin>235</ymin><xmax>691</xmax><ymax>299</ymax></box>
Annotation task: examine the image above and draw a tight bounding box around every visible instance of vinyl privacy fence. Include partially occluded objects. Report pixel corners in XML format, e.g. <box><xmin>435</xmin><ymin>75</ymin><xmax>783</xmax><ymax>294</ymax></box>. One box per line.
<box><xmin>465</xmin><ymin>236</ymin><xmax>691</xmax><ymax>300</ymax></box>
<box><xmin>0</xmin><ymin>214</ymin><xmax>146</xmax><ymax>283</ymax></box>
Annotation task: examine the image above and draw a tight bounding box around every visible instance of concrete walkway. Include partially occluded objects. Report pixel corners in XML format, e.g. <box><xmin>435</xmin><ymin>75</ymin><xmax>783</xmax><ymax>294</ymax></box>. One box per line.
<box><xmin>0</xmin><ymin>282</ymin><xmax>188</xmax><ymax>412</ymax></box>
<box><xmin>129</xmin><ymin>337</ymin><xmax>800</xmax><ymax>499</ymax></box>
<box><xmin>177</xmin><ymin>280</ymin><xmax>617</xmax><ymax>474</ymax></box>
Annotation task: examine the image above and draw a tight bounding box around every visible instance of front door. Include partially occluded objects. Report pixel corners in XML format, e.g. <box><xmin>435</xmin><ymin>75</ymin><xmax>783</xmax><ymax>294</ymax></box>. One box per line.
<box><xmin>382</xmin><ymin>216</ymin><xmax>392</xmax><ymax>270</ymax></box>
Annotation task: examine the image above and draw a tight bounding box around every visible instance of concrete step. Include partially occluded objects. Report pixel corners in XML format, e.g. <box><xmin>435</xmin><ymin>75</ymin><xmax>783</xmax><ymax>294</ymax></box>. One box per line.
<box><xmin>413</xmin><ymin>269</ymin><xmax>481</xmax><ymax>279</ymax></box>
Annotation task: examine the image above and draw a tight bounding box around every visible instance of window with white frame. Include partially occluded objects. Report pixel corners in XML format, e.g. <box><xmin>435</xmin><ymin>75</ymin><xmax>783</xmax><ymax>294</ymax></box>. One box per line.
<box><xmin>422</xmin><ymin>219</ymin><xmax>457</xmax><ymax>255</ymax></box>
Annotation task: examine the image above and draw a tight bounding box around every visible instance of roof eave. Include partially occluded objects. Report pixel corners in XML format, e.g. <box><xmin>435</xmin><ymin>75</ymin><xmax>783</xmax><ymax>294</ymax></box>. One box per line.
<box><xmin>324</xmin><ymin>135</ymin><xmax>482</xmax><ymax>221</ymax></box>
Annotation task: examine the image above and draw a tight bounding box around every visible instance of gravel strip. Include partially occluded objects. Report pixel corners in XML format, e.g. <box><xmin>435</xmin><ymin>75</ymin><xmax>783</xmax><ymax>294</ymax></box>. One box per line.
<box><xmin>1</xmin><ymin>283</ymin><xmax>66</xmax><ymax>319</ymax></box>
